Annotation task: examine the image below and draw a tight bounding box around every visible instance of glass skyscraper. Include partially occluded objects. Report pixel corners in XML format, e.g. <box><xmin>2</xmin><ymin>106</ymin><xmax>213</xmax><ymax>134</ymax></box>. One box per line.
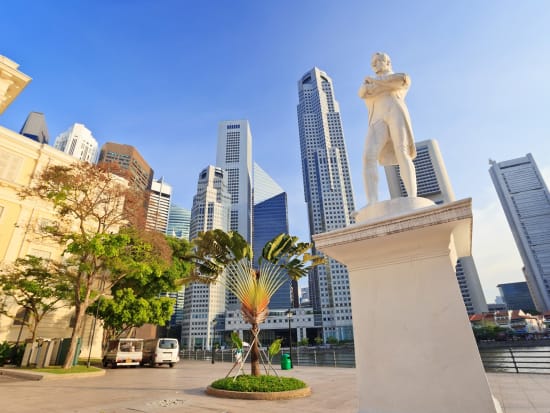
<box><xmin>252</xmin><ymin>163</ymin><xmax>295</xmax><ymax>310</ymax></box>
<box><xmin>297</xmin><ymin>67</ymin><xmax>356</xmax><ymax>341</ymax></box>
<box><xmin>166</xmin><ymin>204</ymin><xmax>191</xmax><ymax>240</ymax></box>
<box><xmin>490</xmin><ymin>153</ymin><xmax>550</xmax><ymax>312</ymax></box>
<box><xmin>497</xmin><ymin>281</ymin><xmax>537</xmax><ymax>313</ymax></box>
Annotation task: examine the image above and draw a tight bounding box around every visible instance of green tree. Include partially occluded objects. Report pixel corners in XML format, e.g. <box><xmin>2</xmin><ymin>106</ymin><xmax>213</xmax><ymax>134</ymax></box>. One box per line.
<box><xmin>88</xmin><ymin>235</ymin><xmax>193</xmax><ymax>342</ymax></box>
<box><xmin>0</xmin><ymin>256</ymin><xmax>72</xmax><ymax>341</ymax></box>
<box><xmin>190</xmin><ymin>229</ymin><xmax>324</xmax><ymax>376</ymax></box>
<box><xmin>297</xmin><ymin>337</ymin><xmax>309</xmax><ymax>347</ymax></box>
<box><xmin>20</xmin><ymin>162</ymin><xmax>169</xmax><ymax>369</ymax></box>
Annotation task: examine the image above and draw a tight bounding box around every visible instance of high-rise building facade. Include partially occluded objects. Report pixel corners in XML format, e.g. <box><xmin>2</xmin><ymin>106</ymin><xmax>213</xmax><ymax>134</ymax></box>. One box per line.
<box><xmin>498</xmin><ymin>281</ymin><xmax>537</xmax><ymax>313</ymax></box>
<box><xmin>53</xmin><ymin>123</ymin><xmax>98</xmax><ymax>164</ymax></box>
<box><xmin>97</xmin><ymin>142</ymin><xmax>154</xmax><ymax>192</ymax></box>
<box><xmin>181</xmin><ymin>166</ymin><xmax>231</xmax><ymax>350</ymax></box>
<box><xmin>252</xmin><ymin>163</ymin><xmax>296</xmax><ymax>310</ymax></box>
<box><xmin>166</xmin><ymin>204</ymin><xmax>191</xmax><ymax>240</ymax></box>
<box><xmin>385</xmin><ymin>139</ymin><xmax>488</xmax><ymax>315</ymax></box>
<box><xmin>216</xmin><ymin>120</ymin><xmax>252</xmax><ymax>242</ymax></box>
<box><xmin>489</xmin><ymin>154</ymin><xmax>550</xmax><ymax>312</ymax></box>
<box><xmin>145</xmin><ymin>178</ymin><xmax>172</xmax><ymax>233</ymax></box>
<box><xmin>19</xmin><ymin>112</ymin><xmax>49</xmax><ymax>144</ymax></box>
<box><xmin>297</xmin><ymin>67</ymin><xmax>356</xmax><ymax>341</ymax></box>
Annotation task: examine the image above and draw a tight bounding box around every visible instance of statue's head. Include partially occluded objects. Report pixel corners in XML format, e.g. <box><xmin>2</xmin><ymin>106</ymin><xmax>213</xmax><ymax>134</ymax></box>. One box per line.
<box><xmin>371</xmin><ymin>52</ymin><xmax>392</xmax><ymax>75</ymax></box>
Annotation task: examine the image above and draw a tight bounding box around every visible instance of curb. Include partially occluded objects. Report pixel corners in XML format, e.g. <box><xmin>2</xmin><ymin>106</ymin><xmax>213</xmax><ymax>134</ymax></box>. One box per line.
<box><xmin>0</xmin><ymin>368</ymin><xmax>106</xmax><ymax>381</ymax></box>
<box><xmin>205</xmin><ymin>385</ymin><xmax>312</xmax><ymax>400</ymax></box>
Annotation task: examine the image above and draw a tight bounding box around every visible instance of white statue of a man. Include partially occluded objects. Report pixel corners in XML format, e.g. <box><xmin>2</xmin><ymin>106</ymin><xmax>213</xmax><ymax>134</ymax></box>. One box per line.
<box><xmin>358</xmin><ymin>52</ymin><xmax>417</xmax><ymax>205</ymax></box>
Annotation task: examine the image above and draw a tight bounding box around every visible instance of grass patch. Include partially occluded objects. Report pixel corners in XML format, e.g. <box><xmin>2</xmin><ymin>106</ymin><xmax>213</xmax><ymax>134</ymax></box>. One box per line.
<box><xmin>211</xmin><ymin>375</ymin><xmax>307</xmax><ymax>392</ymax></box>
<box><xmin>21</xmin><ymin>365</ymin><xmax>102</xmax><ymax>374</ymax></box>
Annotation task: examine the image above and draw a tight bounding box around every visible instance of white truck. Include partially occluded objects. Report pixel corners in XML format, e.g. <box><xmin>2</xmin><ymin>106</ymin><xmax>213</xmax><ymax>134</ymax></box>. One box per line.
<box><xmin>141</xmin><ymin>338</ymin><xmax>180</xmax><ymax>368</ymax></box>
<box><xmin>102</xmin><ymin>338</ymin><xmax>143</xmax><ymax>368</ymax></box>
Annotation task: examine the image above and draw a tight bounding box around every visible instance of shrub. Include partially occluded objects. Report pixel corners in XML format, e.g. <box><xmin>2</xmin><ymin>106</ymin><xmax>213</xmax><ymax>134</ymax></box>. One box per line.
<box><xmin>211</xmin><ymin>375</ymin><xmax>307</xmax><ymax>392</ymax></box>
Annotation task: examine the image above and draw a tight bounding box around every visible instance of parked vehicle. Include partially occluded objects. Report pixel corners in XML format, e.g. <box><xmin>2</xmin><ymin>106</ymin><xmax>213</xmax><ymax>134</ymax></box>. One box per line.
<box><xmin>102</xmin><ymin>338</ymin><xmax>143</xmax><ymax>368</ymax></box>
<box><xmin>141</xmin><ymin>338</ymin><xmax>179</xmax><ymax>367</ymax></box>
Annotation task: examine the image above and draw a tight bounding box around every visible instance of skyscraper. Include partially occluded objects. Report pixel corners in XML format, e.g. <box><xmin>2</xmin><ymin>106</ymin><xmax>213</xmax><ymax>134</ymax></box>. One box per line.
<box><xmin>297</xmin><ymin>67</ymin><xmax>356</xmax><ymax>341</ymax></box>
<box><xmin>53</xmin><ymin>123</ymin><xmax>98</xmax><ymax>164</ymax></box>
<box><xmin>97</xmin><ymin>142</ymin><xmax>154</xmax><ymax>192</ymax></box>
<box><xmin>181</xmin><ymin>166</ymin><xmax>231</xmax><ymax>349</ymax></box>
<box><xmin>216</xmin><ymin>120</ymin><xmax>252</xmax><ymax>242</ymax></box>
<box><xmin>19</xmin><ymin>112</ymin><xmax>49</xmax><ymax>144</ymax></box>
<box><xmin>385</xmin><ymin>139</ymin><xmax>488</xmax><ymax>315</ymax></box>
<box><xmin>145</xmin><ymin>178</ymin><xmax>172</xmax><ymax>233</ymax></box>
<box><xmin>252</xmin><ymin>163</ymin><xmax>296</xmax><ymax>310</ymax></box>
<box><xmin>497</xmin><ymin>281</ymin><xmax>537</xmax><ymax>313</ymax></box>
<box><xmin>166</xmin><ymin>204</ymin><xmax>191</xmax><ymax>240</ymax></box>
<box><xmin>489</xmin><ymin>153</ymin><xmax>550</xmax><ymax>312</ymax></box>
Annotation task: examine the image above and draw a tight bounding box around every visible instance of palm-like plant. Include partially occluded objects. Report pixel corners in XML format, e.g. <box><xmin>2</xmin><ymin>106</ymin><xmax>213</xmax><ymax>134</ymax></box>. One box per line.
<box><xmin>190</xmin><ymin>229</ymin><xmax>324</xmax><ymax>376</ymax></box>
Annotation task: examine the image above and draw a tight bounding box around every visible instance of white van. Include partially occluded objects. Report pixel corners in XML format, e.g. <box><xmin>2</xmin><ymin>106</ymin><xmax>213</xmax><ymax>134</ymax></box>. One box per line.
<box><xmin>102</xmin><ymin>338</ymin><xmax>143</xmax><ymax>368</ymax></box>
<box><xmin>141</xmin><ymin>338</ymin><xmax>180</xmax><ymax>368</ymax></box>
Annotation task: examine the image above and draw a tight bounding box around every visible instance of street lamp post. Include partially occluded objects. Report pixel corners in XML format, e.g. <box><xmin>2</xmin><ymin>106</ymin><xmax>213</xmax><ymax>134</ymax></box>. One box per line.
<box><xmin>211</xmin><ymin>318</ymin><xmax>217</xmax><ymax>364</ymax></box>
<box><xmin>286</xmin><ymin>309</ymin><xmax>293</xmax><ymax>368</ymax></box>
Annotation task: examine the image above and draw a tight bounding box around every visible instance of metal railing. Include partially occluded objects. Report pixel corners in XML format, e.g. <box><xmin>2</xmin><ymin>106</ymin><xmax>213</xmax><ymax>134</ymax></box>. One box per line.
<box><xmin>180</xmin><ymin>346</ymin><xmax>550</xmax><ymax>374</ymax></box>
<box><xmin>180</xmin><ymin>347</ymin><xmax>356</xmax><ymax>368</ymax></box>
<box><xmin>479</xmin><ymin>348</ymin><xmax>550</xmax><ymax>373</ymax></box>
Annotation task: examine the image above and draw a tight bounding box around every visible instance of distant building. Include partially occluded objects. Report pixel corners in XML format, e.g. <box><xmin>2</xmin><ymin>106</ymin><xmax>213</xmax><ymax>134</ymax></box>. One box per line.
<box><xmin>181</xmin><ymin>166</ymin><xmax>231</xmax><ymax>350</ymax></box>
<box><xmin>252</xmin><ymin>163</ymin><xmax>296</xmax><ymax>310</ymax></box>
<box><xmin>216</xmin><ymin>120</ymin><xmax>252</xmax><ymax>242</ymax></box>
<box><xmin>19</xmin><ymin>112</ymin><xmax>49</xmax><ymax>144</ymax></box>
<box><xmin>488</xmin><ymin>303</ymin><xmax>508</xmax><ymax>313</ymax></box>
<box><xmin>53</xmin><ymin>123</ymin><xmax>98</xmax><ymax>164</ymax></box>
<box><xmin>498</xmin><ymin>282</ymin><xmax>537</xmax><ymax>313</ymax></box>
<box><xmin>146</xmin><ymin>178</ymin><xmax>172</xmax><ymax>233</ymax></box>
<box><xmin>297</xmin><ymin>67</ymin><xmax>356</xmax><ymax>342</ymax></box>
<box><xmin>166</xmin><ymin>204</ymin><xmax>191</xmax><ymax>240</ymax></box>
<box><xmin>489</xmin><ymin>154</ymin><xmax>550</xmax><ymax>312</ymax></box>
<box><xmin>97</xmin><ymin>142</ymin><xmax>154</xmax><ymax>192</ymax></box>
<box><xmin>385</xmin><ymin>139</ymin><xmax>488</xmax><ymax>315</ymax></box>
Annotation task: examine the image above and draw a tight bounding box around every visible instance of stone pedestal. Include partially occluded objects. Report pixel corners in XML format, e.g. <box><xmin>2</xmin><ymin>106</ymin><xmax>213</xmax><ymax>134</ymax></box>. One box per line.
<box><xmin>314</xmin><ymin>198</ymin><xmax>501</xmax><ymax>413</ymax></box>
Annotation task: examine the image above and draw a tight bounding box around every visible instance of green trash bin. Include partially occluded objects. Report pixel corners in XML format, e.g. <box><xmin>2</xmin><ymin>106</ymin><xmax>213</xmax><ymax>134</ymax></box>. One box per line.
<box><xmin>280</xmin><ymin>353</ymin><xmax>292</xmax><ymax>370</ymax></box>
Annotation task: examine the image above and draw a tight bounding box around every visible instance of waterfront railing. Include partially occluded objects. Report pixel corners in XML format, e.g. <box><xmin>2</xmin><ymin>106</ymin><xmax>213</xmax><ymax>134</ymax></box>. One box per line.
<box><xmin>181</xmin><ymin>346</ymin><xmax>550</xmax><ymax>373</ymax></box>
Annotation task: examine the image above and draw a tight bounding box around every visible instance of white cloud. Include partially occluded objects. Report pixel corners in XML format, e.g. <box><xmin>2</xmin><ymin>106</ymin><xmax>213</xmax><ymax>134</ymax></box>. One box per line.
<box><xmin>472</xmin><ymin>201</ymin><xmax>524</xmax><ymax>303</ymax></box>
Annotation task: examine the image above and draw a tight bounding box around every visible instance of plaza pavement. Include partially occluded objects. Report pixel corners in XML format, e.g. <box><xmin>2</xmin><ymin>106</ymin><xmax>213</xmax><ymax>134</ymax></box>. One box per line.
<box><xmin>1</xmin><ymin>360</ymin><xmax>550</xmax><ymax>412</ymax></box>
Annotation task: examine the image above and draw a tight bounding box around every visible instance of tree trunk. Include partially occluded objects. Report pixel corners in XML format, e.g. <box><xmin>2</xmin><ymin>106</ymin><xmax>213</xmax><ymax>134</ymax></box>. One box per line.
<box><xmin>62</xmin><ymin>307</ymin><xmax>84</xmax><ymax>369</ymax></box>
<box><xmin>250</xmin><ymin>323</ymin><xmax>260</xmax><ymax>376</ymax></box>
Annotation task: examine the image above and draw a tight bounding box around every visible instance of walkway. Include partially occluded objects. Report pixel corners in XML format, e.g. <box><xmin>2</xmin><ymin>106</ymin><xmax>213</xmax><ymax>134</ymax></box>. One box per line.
<box><xmin>1</xmin><ymin>360</ymin><xmax>550</xmax><ymax>412</ymax></box>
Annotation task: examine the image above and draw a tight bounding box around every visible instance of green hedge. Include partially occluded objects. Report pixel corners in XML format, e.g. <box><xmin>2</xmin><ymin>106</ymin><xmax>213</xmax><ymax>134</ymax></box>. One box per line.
<box><xmin>211</xmin><ymin>375</ymin><xmax>307</xmax><ymax>392</ymax></box>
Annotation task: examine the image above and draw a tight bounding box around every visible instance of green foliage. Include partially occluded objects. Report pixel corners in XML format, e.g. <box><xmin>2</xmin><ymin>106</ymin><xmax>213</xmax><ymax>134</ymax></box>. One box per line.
<box><xmin>211</xmin><ymin>375</ymin><xmax>307</xmax><ymax>392</ymax></box>
<box><xmin>268</xmin><ymin>338</ymin><xmax>282</xmax><ymax>359</ymax></box>
<box><xmin>190</xmin><ymin>230</ymin><xmax>252</xmax><ymax>283</ymax></box>
<box><xmin>231</xmin><ymin>332</ymin><xmax>243</xmax><ymax>350</ymax></box>
<box><xmin>326</xmin><ymin>336</ymin><xmax>339</xmax><ymax>345</ymax></box>
<box><xmin>260</xmin><ymin>233</ymin><xmax>325</xmax><ymax>281</ymax></box>
<box><xmin>87</xmin><ymin>288</ymin><xmax>174</xmax><ymax>340</ymax></box>
<box><xmin>314</xmin><ymin>336</ymin><xmax>323</xmax><ymax>345</ymax></box>
<box><xmin>297</xmin><ymin>338</ymin><xmax>309</xmax><ymax>347</ymax></box>
<box><xmin>472</xmin><ymin>325</ymin><xmax>508</xmax><ymax>342</ymax></box>
<box><xmin>22</xmin><ymin>365</ymin><xmax>102</xmax><ymax>374</ymax></box>
<box><xmin>0</xmin><ymin>342</ymin><xmax>24</xmax><ymax>366</ymax></box>
<box><xmin>0</xmin><ymin>256</ymin><xmax>72</xmax><ymax>340</ymax></box>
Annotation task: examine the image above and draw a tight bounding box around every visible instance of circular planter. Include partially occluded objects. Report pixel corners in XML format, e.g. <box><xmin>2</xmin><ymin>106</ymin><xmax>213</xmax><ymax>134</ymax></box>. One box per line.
<box><xmin>205</xmin><ymin>385</ymin><xmax>312</xmax><ymax>400</ymax></box>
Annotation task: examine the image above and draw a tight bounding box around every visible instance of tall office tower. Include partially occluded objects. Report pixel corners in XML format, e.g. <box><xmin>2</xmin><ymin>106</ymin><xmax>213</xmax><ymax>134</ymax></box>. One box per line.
<box><xmin>489</xmin><ymin>153</ymin><xmax>550</xmax><ymax>312</ymax></box>
<box><xmin>385</xmin><ymin>139</ymin><xmax>454</xmax><ymax>204</ymax></box>
<box><xmin>145</xmin><ymin>178</ymin><xmax>172</xmax><ymax>233</ymax></box>
<box><xmin>386</xmin><ymin>139</ymin><xmax>488</xmax><ymax>315</ymax></box>
<box><xmin>297</xmin><ymin>68</ymin><xmax>356</xmax><ymax>341</ymax></box>
<box><xmin>216</xmin><ymin>120</ymin><xmax>253</xmax><ymax>242</ymax></box>
<box><xmin>53</xmin><ymin>123</ymin><xmax>98</xmax><ymax>164</ymax></box>
<box><xmin>97</xmin><ymin>142</ymin><xmax>154</xmax><ymax>192</ymax></box>
<box><xmin>181</xmin><ymin>166</ymin><xmax>231</xmax><ymax>350</ymax></box>
<box><xmin>166</xmin><ymin>204</ymin><xmax>191</xmax><ymax>240</ymax></box>
<box><xmin>19</xmin><ymin>112</ymin><xmax>49</xmax><ymax>144</ymax></box>
<box><xmin>497</xmin><ymin>281</ymin><xmax>537</xmax><ymax>313</ymax></box>
<box><xmin>252</xmin><ymin>163</ymin><xmax>297</xmax><ymax>310</ymax></box>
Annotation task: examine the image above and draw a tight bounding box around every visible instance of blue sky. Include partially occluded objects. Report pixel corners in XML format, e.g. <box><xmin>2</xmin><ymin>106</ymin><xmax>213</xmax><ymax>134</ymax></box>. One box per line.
<box><xmin>2</xmin><ymin>1</ymin><xmax>550</xmax><ymax>303</ymax></box>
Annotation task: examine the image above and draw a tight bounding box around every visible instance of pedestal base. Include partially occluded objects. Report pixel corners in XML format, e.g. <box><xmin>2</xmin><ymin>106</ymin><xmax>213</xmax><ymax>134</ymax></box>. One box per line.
<box><xmin>314</xmin><ymin>199</ymin><xmax>501</xmax><ymax>413</ymax></box>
